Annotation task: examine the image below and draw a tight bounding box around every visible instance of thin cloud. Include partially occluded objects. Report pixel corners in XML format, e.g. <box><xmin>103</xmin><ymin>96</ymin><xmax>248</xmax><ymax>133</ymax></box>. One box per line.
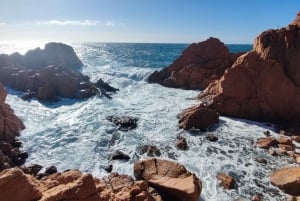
<box><xmin>37</xmin><ymin>20</ymin><xmax>115</xmax><ymax>27</ymax></box>
<box><xmin>0</xmin><ymin>22</ymin><xmax>7</xmax><ymax>26</ymax></box>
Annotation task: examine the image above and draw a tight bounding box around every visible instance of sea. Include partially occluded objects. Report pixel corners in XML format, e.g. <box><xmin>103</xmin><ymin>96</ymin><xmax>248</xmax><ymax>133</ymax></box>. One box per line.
<box><xmin>1</xmin><ymin>42</ymin><xmax>294</xmax><ymax>201</ymax></box>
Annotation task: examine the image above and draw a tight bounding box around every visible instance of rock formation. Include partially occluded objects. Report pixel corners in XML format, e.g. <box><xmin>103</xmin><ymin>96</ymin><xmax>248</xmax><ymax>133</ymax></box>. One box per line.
<box><xmin>148</xmin><ymin>37</ymin><xmax>244</xmax><ymax>90</ymax></box>
<box><xmin>0</xmin><ymin>83</ymin><xmax>26</xmax><ymax>170</ymax></box>
<box><xmin>0</xmin><ymin>168</ymin><xmax>163</xmax><ymax>201</ymax></box>
<box><xmin>178</xmin><ymin>103</ymin><xmax>219</xmax><ymax>130</ymax></box>
<box><xmin>270</xmin><ymin>166</ymin><xmax>300</xmax><ymax>196</ymax></box>
<box><xmin>134</xmin><ymin>158</ymin><xmax>202</xmax><ymax>201</ymax></box>
<box><xmin>198</xmin><ymin>12</ymin><xmax>300</xmax><ymax>124</ymax></box>
<box><xmin>0</xmin><ymin>43</ymin><xmax>118</xmax><ymax>102</ymax></box>
<box><xmin>2</xmin><ymin>42</ymin><xmax>83</xmax><ymax>70</ymax></box>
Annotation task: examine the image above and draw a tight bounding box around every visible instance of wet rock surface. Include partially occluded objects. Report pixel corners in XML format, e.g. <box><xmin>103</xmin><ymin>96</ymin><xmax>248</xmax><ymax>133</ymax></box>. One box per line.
<box><xmin>107</xmin><ymin>115</ymin><xmax>138</xmax><ymax>131</ymax></box>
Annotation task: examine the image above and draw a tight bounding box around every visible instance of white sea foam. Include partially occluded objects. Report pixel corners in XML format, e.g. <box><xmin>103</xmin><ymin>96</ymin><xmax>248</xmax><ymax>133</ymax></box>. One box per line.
<box><xmin>3</xmin><ymin>43</ymin><xmax>295</xmax><ymax>201</ymax></box>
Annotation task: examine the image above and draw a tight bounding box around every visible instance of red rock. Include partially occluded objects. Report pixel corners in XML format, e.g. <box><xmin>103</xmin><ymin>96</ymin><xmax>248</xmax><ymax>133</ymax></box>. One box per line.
<box><xmin>0</xmin><ymin>168</ymin><xmax>42</xmax><ymax>201</ymax></box>
<box><xmin>291</xmin><ymin>136</ymin><xmax>300</xmax><ymax>143</ymax></box>
<box><xmin>256</xmin><ymin>137</ymin><xmax>278</xmax><ymax>149</ymax></box>
<box><xmin>198</xmin><ymin>12</ymin><xmax>300</xmax><ymax>124</ymax></box>
<box><xmin>148</xmin><ymin>37</ymin><xmax>244</xmax><ymax>90</ymax></box>
<box><xmin>134</xmin><ymin>158</ymin><xmax>202</xmax><ymax>201</ymax></box>
<box><xmin>216</xmin><ymin>173</ymin><xmax>236</xmax><ymax>189</ymax></box>
<box><xmin>278</xmin><ymin>144</ymin><xmax>295</xmax><ymax>151</ymax></box>
<box><xmin>277</xmin><ymin>136</ymin><xmax>293</xmax><ymax>145</ymax></box>
<box><xmin>270</xmin><ymin>166</ymin><xmax>300</xmax><ymax>196</ymax></box>
<box><xmin>178</xmin><ymin>104</ymin><xmax>219</xmax><ymax>130</ymax></box>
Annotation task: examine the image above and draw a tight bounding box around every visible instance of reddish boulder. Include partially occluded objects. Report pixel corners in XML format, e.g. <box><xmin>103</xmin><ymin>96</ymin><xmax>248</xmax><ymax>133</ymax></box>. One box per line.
<box><xmin>256</xmin><ymin>137</ymin><xmax>278</xmax><ymax>149</ymax></box>
<box><xmin>198</xmin><ymin>12</ymin><xmax>300</xmax><ymax>124</ymax></box>
<box><xmin>178</xmin><ymin>104</ymin><xmax>219</xmax><ymax>130</ymax></box>
<box><xmin>0</xmin><ymin>168</ymin><xmax>42</xmax><ymax>201</ymax></box>
<box><xmin>148</xmin><ymin>37</ymin><xmax>244</xmax><ymax>90</ymax></box>
<box><xmin>134</xmin><ymin>158</ymin><xmax>202</xmax><ymax>201</ymax></box>
<box><xmin>216</xmin><ymin>173</ymin><xmax>236</xmax><ymax>190</ymax></box>
<box><xmin>270</xmin><ymin>166</ymin><xmax>300</xmax><ymax>196</ymax></box>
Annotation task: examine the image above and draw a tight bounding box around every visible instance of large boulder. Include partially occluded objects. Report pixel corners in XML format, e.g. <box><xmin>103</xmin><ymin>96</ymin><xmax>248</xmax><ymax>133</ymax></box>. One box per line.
<box><xmin>0</xmin><ymin>168</ymin><xmax>42</xmax><ymax>201</ymax></box>
<box><xmin>134</xmin><ymin>158</ymin><xmax>202</xmax><ymax>201</ymax></box>
<box><xmin>178</xmin><ymin>104</ymin><xmax>219</xmax><ymax>130</ymax></box>
<box><xmin>148</xmin><ymin>37</ymin><xmax>244</xmax><ymax>90</ymax></box>
<box><xmin>270</xmin><ymin>166</ymin><xmax>300</xmax><ymax>196</ymax></box>
<box><xmin>5</xmin><ymin>42</ymin><xmax>83</xmax><ymax>70</ymax></box>
<box><xmin>198</xmin><ymin>12</ymin><xmax>300</xmax><ymax>124</ymax></box>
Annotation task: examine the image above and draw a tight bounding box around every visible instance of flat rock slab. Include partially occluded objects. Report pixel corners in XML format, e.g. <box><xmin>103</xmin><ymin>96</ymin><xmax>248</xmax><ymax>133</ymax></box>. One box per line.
<box><xmin>134</xmin><ymin>158</ymin><xmax>202</xmax><ymax>201</ymax></box>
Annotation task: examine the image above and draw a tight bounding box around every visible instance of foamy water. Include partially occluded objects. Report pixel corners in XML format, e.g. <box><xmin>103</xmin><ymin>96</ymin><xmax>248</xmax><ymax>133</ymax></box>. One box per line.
<box><xmin>2</xmin><ymin>42</ymin><xmax>295</xmax><ymax>201</ymax></box>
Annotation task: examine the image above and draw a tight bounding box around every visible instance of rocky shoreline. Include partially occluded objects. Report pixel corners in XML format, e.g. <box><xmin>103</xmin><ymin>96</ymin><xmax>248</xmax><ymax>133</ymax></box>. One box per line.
<box><xmin>1</xmin><ymin>12</ymin><xmax>300</xmax><ymax>201</ymax></box>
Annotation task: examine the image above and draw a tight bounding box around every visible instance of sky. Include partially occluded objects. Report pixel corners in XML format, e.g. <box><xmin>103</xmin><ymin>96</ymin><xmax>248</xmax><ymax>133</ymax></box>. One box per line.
<box><xmin>0</xmin><ymin>0</ymin><xmax>299</xmax><ymax>44</ymax></box>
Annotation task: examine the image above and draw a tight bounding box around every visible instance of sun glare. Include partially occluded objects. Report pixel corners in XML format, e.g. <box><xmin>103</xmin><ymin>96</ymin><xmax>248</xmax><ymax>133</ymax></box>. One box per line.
<box><xmin>0</xmin><ymin>40</ymin><xmax>48</xmax><ymax>55</ymax></box>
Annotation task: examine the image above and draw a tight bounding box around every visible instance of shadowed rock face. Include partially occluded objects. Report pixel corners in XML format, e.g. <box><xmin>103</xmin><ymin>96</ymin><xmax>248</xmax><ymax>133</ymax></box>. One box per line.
<box><xmin>0</xmin><ymin>43</ymin><xmax>118</xmax><ymax>102</ymax></box>
<box><xmin>3</xmin><ymin>42</ymin><xmax>83</xmax><ymax>70</ymax></box>
<box><xmin>148</xmin><ymin>37</ymin><xmax>244</xmax><ymax>90</ymax></box>
<box><xmin>198</xmin><ymin>12</ymin><xmax>300</xmax><ymax>125</ymax></box>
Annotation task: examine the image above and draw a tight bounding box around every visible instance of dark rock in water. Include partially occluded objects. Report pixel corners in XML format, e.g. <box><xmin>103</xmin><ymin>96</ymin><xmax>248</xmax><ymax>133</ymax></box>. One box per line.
<box><xmin>107</xmin><ymin>115</ymin><xmax>138</xmax><ymax>131</ymax></box>
<box><xmin>36</xmin><ymin>172</ymin><xmax>49</xmax><ymax>180</ymax></box>
<box><xmin>96</xmin><ymin>78</ymin><xmax>119</xmax><ymax>93</ymax></box>
<box><xmin>104</xmin><ymin>164</ymin><xmax>113</xmax><ymax>173</ymax></box>
<box><xmin>206</xmin><ymin>133</ymin><xmax>218</xmax><ymax>142</ymax></box>
<box><xmin>21</xmin><ymin>164</ymin><xmax>43</xmax><ymax>176</ymax></box>
<box><xmin>255</xmin><ymin>158</ymin><xmax>267</xmax><ymax>164</ymax></box>
<box><xmin>251</xmin><ymin>194</ymin><xmax>263</xmax><ymax>201</ymax></box>
<box><xmin>138</xmin><ymin>145</ymin><xmax>161</xmax><ymax>157</ymax></box>
<box><xmin>3</xmin><ymin>42</ymin><xmax>83</xmax><ymax>70</ymax></box>
<box><xmin>176</xmin><ymin>137</ymin><xmax>188</xmax><ymax>150</ymax></box>
<box><xmin>21</xmin><ymin>90</ymin><xmax>36</xmax><ymax>101</ymax></box>
<box><xmin>178</xmin><ymin>104</ymin><xmax>219</xmax><ymax>130</ymax></box>
<box><xmin>45</xmin><ymin>165</ymin><xmax>57</xmax><ymax>175</ymax></box>
<box><xmin>110</xmin><ymin>150</ymin><xmax>130</xmax><ymax>161</ymax></box>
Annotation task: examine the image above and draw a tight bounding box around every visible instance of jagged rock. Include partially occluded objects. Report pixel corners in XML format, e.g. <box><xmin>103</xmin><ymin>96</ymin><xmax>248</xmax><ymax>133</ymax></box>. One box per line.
<box><xmin>110</xmin><ymin>150</ymin><xmax>130</xmax><ymax>161</ymax></box>
<box><xmin>216</xmin><ymin>173</ymin><xmax>236</xmax><ymax>190</ymax></box>
<box><xmin>178</xmin><ymin>104</ymin><xmax>219</xmax><ymax>130</ymax></box>
<box><xmin>21</xmin><ymin>164</ymin><xmax>43</xmax><ymax>176</ymax></box>
<box><xmin>198</xmin><ymin>12</ymin><xmax>300</xmax><ymax>125</ymax></box>
<box><xmin>0</xmin><ymin>168</ymin><xmax>42</xmax><ymax>201</ymax></box>
<box><xmin>148</xmin><ymin>37</ymin><xmax>244</xmax><ymax>90</ymax></box>
<box><xmin>45</xmin><ymin>166</ymin><xmax>57</xmax><ymax>175</ymax></box>
<box><xmin>255</xmin><ymin>158</ymin><xmax>267</xmax><ymax>164</ymax></box>
<box><xmin>134</xmin><ymin>158</ymin><xmax>202</xmax><ymax>201</ymax></box>
<box><xmin>256</xmin><ymin>137</ymin><xmax>278</xmax><ymax>149</ymax></box>
<box><xmin>270</xmin><ymin>166</ymin><xmax>300</xmax><ymax>196</ymax></box>
<box><xmin>206</xmin><ymin>133</ymin><xmax>218</xmax><ymax>142</ymax></box>
<box><xmin>291</xmin><ymin>136</ymin><xmax>300</xmax><ymax>143</ymax></box>
<box><xmin>107</xmin><ymin>115</ymin><xmax>138</xmax><ymax>131</ymax></box>
<box><xmin>138</xmin><ymin>145</ymin><xmax>161</xmax><ymax>157</ymax></box>
<box><xmin>176</xmin><ymin>136</ymin><xmax>188</xmax><ymax>150</ymax></box>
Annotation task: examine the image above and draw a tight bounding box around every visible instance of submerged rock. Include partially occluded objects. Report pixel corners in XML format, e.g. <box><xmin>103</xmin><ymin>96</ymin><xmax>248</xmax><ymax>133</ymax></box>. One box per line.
<box><xmin>134</xmin><ymin>158</ymin><xmax>202</xmax><ymax>201</ymax></box>
<box><xmin>176</xmin><ymin>136</ymin><xmax>188</xmax><ymax>150</ymax></box>
<box><xmin>107</xmin><ymin>115</ymin><xmax>138</xmax><ymax>131</ymax></box>
<box><xmin>110</xmin><ymin>150</ymin><xmax>130</xmax><ymax>161</ymax></box>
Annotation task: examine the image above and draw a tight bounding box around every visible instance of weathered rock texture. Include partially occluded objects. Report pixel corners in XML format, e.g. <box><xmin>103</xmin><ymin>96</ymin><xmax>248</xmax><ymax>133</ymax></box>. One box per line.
<box><xmin>198</xmin><ymin>12</ymin><xmax>300</xmax><ymax>124</ymax></box>
<box><xmin>0</xmin><ymin>168</ymin><xmax>163</xmax><ymax>201</ymax></box>
<box><xmin>134</xmin><ymin>158</ymin><xmax>202</xmax><ymax>201</ymax></box>
<box><xmin>148</xmin><ymin>37</ymin><xmax>244</xmax><ymax>90</ymax></box>
<box><xmin>2</xmin><ymin>42</ymin><xmax>83</xmax><ymax>70</ymax></box>
<box><xmin>270</xmin><ymin>166</ymin><xmax>300</xmax><ymax>196</ymax></box>
<box><xmin>0</xmin><ymin>83</ymin><xmax>26</xmax><ymax>170</ymax></box>
<box><xmin>0</xmin><ymin>43</ymin><xmax>118</xmax><ymax>101</ymax></box>
<box><xmin>178</xmin><ymin>104</ymin><xmax>219</xmax><ymax>130</ymax></box>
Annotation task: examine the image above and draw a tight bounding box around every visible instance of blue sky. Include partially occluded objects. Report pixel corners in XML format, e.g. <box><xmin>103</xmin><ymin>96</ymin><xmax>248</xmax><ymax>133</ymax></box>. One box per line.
<box><xmin>0</xmin><ymin>0</ymin><xmax>299</xmax><ymax>43</ymax></box>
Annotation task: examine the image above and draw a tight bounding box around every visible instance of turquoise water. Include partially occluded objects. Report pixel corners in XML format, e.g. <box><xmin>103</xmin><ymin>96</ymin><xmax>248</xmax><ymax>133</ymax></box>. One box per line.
<box><xmin>3</xmin><ymin>42</ymin><xmax>293</xmax><ymax>201</ymax></box>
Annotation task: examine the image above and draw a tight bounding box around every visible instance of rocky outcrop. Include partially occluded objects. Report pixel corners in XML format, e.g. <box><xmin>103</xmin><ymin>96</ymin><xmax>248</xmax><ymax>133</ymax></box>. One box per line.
<box><xmin>178</xmin><ymin>104</ymin><xmax>219</xmax><ymax>130</ymax></box>
<box><xmin>270</xmin><ymin>166</ymin><xmax>300</xmax><ymax>196</ymax></box>
<box><xmin>107</xmin><ymin>115</ymin><xmax>138</xmax><ymax>131</ymax></box>
<box><xmin>216</xmin><ymin>173</ymin><xmax>236</xmax><ymax>190</ymax></box>
<box><xmin>134</xmin><ymin>158</ymin><xmax>202</xmax><ymax>201</ymax></box>
<box><xmin>0</xmin><ymin>83</ymin><xmax>26</xmax><ymax>170</ymax></box>
<box><xmin>148</xmin><ymin>37</ymin><xmax>244</xmax><ymax>90</ymax></box>
<box><xmin>198</xmin><ymin>12</ymin><xmax>300</xmax><ymax>124</ymax></box>
<box><xmin>0</xmin><ymin>168</ymin><xmax>163</xmax><ymax>201</ymax></box>
<box><xmin>1</xmin><ymin>42</ymin><xmax>83</xmax><ymax>70</ymax></box>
